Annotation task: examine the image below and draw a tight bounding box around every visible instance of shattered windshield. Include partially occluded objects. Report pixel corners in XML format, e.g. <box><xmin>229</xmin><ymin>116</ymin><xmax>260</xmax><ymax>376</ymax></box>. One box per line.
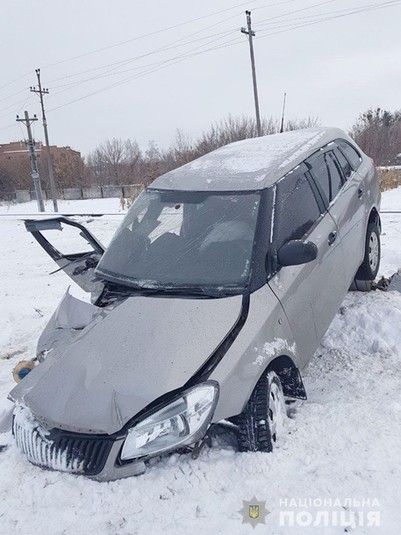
<box><xmin>96</xmin><ymin>189</ymin><xmax>261</xmax><ymax>293</ymax></box>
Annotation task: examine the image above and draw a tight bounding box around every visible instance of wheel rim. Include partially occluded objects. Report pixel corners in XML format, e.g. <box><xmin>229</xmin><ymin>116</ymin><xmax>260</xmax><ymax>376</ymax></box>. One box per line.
<box><xmin>268</xmin><ymin>381</ymin><xmax>285</xmax><ymax>443</ymax></box>
<box><xmin>368</xmin><ymin>232</ymin><xmax>379</xmax><ymax>272</ymax></box>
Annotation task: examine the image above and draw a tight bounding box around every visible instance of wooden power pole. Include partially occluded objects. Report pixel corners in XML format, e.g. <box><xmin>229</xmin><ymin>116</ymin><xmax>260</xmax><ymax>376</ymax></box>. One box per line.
<box><xmin>16</xmin><ymin>111</ymin><xmax>45</xmax><ymax>212</ymax></box>
<box><xmin>30</xmin><ymin>68</ymin><xmax>58</xmax><ymax>212</ymax></box>
<box><xmin>280</xmin><ymin>92</ymin><xmax>287</xmax><ymax>133</ymax></box>
<box><xmin>241</xmin><ymin>10</ymin><xmax>262</xmax><ymax>137</ymax></box>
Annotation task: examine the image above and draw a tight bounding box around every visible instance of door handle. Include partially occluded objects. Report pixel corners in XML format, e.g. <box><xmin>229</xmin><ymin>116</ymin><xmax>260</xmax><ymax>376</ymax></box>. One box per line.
<box><xmin>328</xmin><ymin>231</ymin><xmax>337</xmax><ymax>245</ymax></box>
<box><xmin>357</xmin><ymin>187</ymin><xmax>364</xmax><ymax>199</ymax></box>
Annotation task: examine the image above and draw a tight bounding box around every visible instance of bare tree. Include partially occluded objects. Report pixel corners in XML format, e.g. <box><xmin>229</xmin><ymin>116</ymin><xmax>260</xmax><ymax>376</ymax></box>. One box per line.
<box><xmin>350</xmin><ymin>108</ymin><xmax>401</xmax><ymax>165</ymax></box>
<box><xmin>286</xmin><ymin>116</ymin><xmax>320</xmax><ymax>131</ymax></box>
<box><xmin>87</xmin><ymin>138</ymin><xmax>143</xmax><ymax>185</ymax></box>
<box><xmin>83</xmin><ymin>114</ymin><xmax>322</xmax><ymax>190</ymax></box>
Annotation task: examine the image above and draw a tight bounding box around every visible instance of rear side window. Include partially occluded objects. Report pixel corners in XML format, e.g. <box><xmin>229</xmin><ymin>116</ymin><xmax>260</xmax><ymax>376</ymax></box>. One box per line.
<box><xmin>333</xmin><ymin>147</ymin><xmax>352</xmax><ymax>179</ymax></box>
<box><xmin>308</xmin><ymin>154</ymin><xmax>330</xmax><ymax>203</ymax></box>
<box><xmin>274</xmin><ymin>167</ymin><xmax>321</xmax><ymax>249</ymax></box>
<box><xmin>326</xmin><ymin>152</ymin><xmax>343</xmax><ymax>199</ymax></box>
<box><xmin>337</xmin><ymin>139</ymin><xmax>362</xmax><ymax>170</ymax></box>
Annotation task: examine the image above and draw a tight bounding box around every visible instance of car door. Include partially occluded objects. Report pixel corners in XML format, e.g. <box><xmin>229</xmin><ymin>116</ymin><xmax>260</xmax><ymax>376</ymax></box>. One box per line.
<box><xmin>268</xmin><ymin>164</ymin><xmax>346</xmax><ymax>365</ymax></box>
<box><xmin>25</xmin><ymin>217</ymin><xmax>105</xmax><ymax>294</ymax></box>
<box><xmin>326</xmin><ymin>147</ymin><xmax>364</xmax><ymax>283</ymax></box>
<box><xmin>333</xmin><ymin>140</ymin><xmax>367</xmax><ymax>275</ymax></box>
<box><xmin>307</xmin><ymin>147</ymin><xmax>364</xmax><ymax>285</ymax></box>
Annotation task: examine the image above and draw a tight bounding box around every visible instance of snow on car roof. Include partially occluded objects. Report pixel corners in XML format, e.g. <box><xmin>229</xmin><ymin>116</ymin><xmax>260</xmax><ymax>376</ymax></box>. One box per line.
<box><xmin>150</xmin><ymin>127</ymin><xmax>354</xmax><ymax>191</ymax></box>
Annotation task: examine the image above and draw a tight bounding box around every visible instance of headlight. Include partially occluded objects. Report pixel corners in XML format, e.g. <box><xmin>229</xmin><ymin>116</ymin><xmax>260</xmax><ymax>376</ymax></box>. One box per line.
<box><xmin>120</xmin><ymin>382</ymin><xmax>218</xmax><ymax>461</ymax></box>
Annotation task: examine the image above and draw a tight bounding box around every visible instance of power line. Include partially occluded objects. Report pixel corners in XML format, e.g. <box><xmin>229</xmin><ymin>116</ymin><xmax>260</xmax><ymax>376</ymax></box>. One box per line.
<box><xmin>0</xmin><ymin>94</ymin><xmax>35</xmax><ymax>122</ymax></box>
<box><xmin>47</xmin><ymin>0</ymin><xmax>395</xmax><ymax>97</ymax></box>
<box><xmin>46</xmin><ymin>35</ymin><xmax>246</xmax><ymax>112</ymax></box>
<box><xmin>44</xmin><ymin>1</ymin><xmax>304</xmax><ymax>94</ymax></box>
<box><xmin>255</xmin><ymin>0</ymin><xmax>340</xmax><ymax>25</ymax></box>
<box><xmin>0</xmin><ymin>1</ymin><xmax>262</xmax><ymax>94</ymax></box>
<box><xmin>255</xmin><ymin>0</ymin><xmax>401</xmax><ymax>37</ymax></box>
<box><xmin>1</xmin><ymin>0</ymin><xmax>395</xmax><ymax>102</ymax></box>
<box><xmin>0</xmin><ymin>88</ymin><xmax>27</xmax><ymax>105</ymax></box>
<box><xmin>0</xmin><ymin>96</ymin><xmax>33</xmax><ymax>115</ymax></box>
<box><xmin>42</xmin><ymin>0</ymin><xmax>264</xmax><ymax>69</ymax></box>
<box><xmin>46</xmin><ymin>29</ymin><xmax>252</xmax><ymax>110</ymax></box>
<box><xmin>255</xmin><ymin>0</ymin><xmax>401</xmax><ymax>29</ymax></box>
<box><xmin>49</xmin><ymin>29</ymin><xmax>238</xmax><ymax>91</ymax></box>
<box><xmin>1</xmin><ymin>1</ymin><xmax>300</xmax><ymax>96</ymax></box>
<box><xmin>45</xmin><ymin>2</ymin><xmax>295</xmax><ymax>87</ymax></box>
<box><xmin>45</xmin><ymin>0</ymin><xmax>401</xmax><ymax>114</ymax></box>
<box><xmin>48</xmin><ymin>26</ymin><xmax>236</xmax><ymax>87</ymax></box>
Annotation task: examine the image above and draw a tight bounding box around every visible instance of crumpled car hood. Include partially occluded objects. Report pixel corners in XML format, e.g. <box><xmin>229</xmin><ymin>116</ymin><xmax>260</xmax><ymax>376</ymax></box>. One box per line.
<box><xmin>36</xmin><ymin>288</ymin><xmax>102</xmax><ymax>359</ymax></box>
<box><xmin>10</xmin><ymin>294</ymin><xmax>242</xmax><ymax>434</ymax></box>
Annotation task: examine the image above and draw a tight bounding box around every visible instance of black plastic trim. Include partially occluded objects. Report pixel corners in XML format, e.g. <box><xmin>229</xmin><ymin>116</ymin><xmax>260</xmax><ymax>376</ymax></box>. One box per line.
<box><xmin>25</xmin><ymin>217</ymin><xmax>105</xmax><ymax>258</ymax></box>
<box><xmin>185</xmin><ymin>293</ymin><xmax>250</xmax><ymax>386</ymax></box>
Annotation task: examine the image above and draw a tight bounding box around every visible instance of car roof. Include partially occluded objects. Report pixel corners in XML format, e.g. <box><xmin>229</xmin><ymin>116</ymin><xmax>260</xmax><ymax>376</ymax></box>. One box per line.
<box><xmin>149</xmin><ymin>127</ymin><xmax>360</xmax><ymax>192</ymax></box>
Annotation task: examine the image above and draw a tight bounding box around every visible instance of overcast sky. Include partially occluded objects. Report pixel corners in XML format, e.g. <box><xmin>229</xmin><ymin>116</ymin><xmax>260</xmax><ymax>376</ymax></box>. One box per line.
<box><xmin>1</xmin><ymin>0</ymin><xmax>400</xmax><ymax>156</ymax></box>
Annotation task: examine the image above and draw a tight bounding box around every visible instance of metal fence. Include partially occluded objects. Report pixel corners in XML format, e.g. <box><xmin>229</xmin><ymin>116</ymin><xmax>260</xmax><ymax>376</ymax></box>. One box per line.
<box><xmin>3</xmin><ymin>167</ymin><xmax>401</xmax><ymax>204</ymax></box>
<box><xmin>6</xmin><ymin>184</ymin><xmax>144</xmax><ymax>203</ymax></box>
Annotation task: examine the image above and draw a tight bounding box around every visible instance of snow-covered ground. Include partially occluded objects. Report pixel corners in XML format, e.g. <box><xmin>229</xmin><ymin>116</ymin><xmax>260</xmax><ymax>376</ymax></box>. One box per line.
<box><xmin>0</xmin><ymin>196</ymin><xmax>126</xmax><ymax>215</ymax></box>
<box><xmin>0</xmin><ymin>189</ymin><xmax>401</xmax><ymax>534</ymax></box>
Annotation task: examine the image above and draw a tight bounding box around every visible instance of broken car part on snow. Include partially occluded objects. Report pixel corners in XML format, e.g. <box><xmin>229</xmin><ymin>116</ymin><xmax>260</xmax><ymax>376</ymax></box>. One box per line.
<box><xmin>2</xmin><ymin>127</ymin><xmax>383</xmax><ymax>480</ymax></box>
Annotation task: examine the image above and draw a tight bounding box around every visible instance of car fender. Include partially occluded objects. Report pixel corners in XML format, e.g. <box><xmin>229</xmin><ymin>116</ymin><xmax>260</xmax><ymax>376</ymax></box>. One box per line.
<box><xmin>209</xmin><ymin>284</ymin><xmax>304</xmax><ymax>422</ymax></box>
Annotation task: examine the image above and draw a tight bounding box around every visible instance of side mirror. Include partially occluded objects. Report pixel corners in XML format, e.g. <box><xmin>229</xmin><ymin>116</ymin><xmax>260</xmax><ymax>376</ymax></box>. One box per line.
<box><xmin>277</xmin><ymin>239</ymin><xmax>318</xmax><ymax>267</ymax></box>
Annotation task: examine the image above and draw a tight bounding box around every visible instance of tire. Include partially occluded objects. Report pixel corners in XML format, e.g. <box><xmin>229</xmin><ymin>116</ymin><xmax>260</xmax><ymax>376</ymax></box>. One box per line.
<box><xmin>356</xmin><ymin>221</ymin><xmax>381</xmax><ymax>281</ymax></box>
<box><xmin>237</xmin><ymin>370</ymin><xmax>287</xmax><ymax>452</ymax></box>
<box><xmin>348</xmin><ymin>279</ymin><xmax>373</xmax><ymax>292</ymax></box>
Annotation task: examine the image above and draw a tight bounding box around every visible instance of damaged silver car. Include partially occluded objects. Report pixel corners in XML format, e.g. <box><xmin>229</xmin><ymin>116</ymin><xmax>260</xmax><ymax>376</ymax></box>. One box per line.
<box><xmin>4</xmin><ymin>127</ymin><xmax>381</xmax><ymax>480</ymax></box>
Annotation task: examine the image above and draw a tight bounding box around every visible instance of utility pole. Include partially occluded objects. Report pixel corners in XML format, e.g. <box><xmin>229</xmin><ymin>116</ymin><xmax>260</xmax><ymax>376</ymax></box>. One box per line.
<box><xmin>30</xmin><ymin>68</ymin><xmax>58</xmax><ymax>211</ymax></box>
<box><xmin>16</xmin><ymin>111</ymin><xmax>45</xmax><ymax>212</ymax></box>
<box><xmin>280</xmin><ymin>91</ymin><xmax>287</xmax><ymax>133</ymax></box>
<box><xmin>241</xmin><ymin>10</ymin><xmax>262</xmax><ymax>137</ymax></box>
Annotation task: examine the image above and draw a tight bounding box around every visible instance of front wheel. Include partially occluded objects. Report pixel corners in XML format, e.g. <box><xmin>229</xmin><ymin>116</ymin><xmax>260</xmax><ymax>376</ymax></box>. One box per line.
<box><xmin>356</xmin><ymin>221</ymin><xmax>381</xmax><ymax>281</ymax></box>
<box><xmin>237</xmin><ymin>370</ymin><xmax>287</xmax><ymax>452</ymax></box>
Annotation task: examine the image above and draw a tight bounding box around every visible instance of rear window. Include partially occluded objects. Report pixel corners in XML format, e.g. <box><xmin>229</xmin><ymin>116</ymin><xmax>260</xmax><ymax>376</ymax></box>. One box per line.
<box><xmin>337</xmin><ymin>139</ymin><xmax>362</xmax><ymax>170</ymax></box>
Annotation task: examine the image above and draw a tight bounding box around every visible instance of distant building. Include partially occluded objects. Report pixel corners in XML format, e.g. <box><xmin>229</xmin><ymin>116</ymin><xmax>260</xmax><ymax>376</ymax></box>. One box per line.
<box><xmin>0</xmin><ymin>140</ymin><xmax>81</xmax><ymax>165</ymax></box>
<box><xmin>0</xmin><ymin>140</ymin><xmax>84</xmax><ymax>190</ymax></box>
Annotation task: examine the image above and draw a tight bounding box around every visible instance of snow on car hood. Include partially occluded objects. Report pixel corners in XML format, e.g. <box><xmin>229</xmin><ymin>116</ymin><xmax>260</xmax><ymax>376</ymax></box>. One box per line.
<box><xmin>10</xmin><ymin>294</ymin><xmax>242</xmax><ymax>434</ymax></box>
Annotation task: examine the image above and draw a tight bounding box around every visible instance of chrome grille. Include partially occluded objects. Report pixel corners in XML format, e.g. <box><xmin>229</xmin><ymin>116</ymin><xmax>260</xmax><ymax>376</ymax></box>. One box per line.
<box><xmin>13</xmin><ymin>406</ymin><xmax>113</xmax><ymax>476</ymax></box>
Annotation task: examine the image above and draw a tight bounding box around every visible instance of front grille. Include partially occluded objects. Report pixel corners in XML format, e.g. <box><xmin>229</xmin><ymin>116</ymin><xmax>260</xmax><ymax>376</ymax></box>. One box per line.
<box><xmin>13</xmin><ymin>406</ymin><xmax>114</xmax><ymax>476</ymax></box>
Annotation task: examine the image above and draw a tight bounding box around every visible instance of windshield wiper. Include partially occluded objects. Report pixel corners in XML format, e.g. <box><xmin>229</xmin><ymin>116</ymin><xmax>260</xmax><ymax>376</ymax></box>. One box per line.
<box><xmin>138</xmin><ymin>286</ymin><xmax>238</xmax><ymax>298</ymax></box>
<box><xmin>102</xmin><ymin>279</ymin><xmax>240</xmax><ymax>298</ymax></box>
<box><xmin>133</xmin><ymin>286</ymin><xmax>211</xmax><ymax>297</ymax></box>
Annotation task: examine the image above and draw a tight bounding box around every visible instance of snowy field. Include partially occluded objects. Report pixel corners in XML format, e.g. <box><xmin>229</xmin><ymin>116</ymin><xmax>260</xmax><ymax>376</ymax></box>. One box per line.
<box><xmin>0</xmin><ymin>189</ymin><xmax>401</xmax><ymax>534</ymax></box>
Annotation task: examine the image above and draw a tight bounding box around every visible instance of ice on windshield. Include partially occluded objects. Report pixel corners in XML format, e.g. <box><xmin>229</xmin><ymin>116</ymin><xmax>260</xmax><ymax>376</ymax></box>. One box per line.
<box><xmin>96</xmin><ymin>190</ymin><xmax>261</xmax><ymax>290</ymax></box>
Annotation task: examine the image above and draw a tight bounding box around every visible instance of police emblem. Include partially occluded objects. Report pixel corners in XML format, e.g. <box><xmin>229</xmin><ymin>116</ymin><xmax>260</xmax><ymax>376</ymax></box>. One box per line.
<box><xmin>249</xmin><ymin>504</ymin><xmax>260</xmax><ymax>519</ymax></box>
<box><xmin>239</xmin><ymin>497</ymin><xmax>269</xmax><ymax>528</ymax></box>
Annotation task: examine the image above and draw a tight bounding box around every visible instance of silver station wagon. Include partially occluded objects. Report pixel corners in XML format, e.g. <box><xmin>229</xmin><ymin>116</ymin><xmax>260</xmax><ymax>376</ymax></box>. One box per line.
<box><xmin>5</xmin><ymin>127</ymin><xmax>380</xmax><ymax>480</ymax></box>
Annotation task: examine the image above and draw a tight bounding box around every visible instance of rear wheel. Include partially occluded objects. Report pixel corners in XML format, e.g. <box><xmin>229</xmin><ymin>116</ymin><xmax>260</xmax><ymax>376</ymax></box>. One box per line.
<box><xmin>237</xmin><ymin>370</ymin><xmax>287</xmax><ymax>452</ymax></box>
<box><xmin>356</xmin><ymin>221</ymin><xmax>381</xmax><ymax>281</ymax></box>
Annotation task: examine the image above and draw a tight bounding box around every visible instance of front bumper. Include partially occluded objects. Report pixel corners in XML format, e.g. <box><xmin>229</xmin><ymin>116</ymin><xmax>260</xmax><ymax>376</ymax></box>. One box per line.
<box><xmin>12</xmin><ymin>406</ymin><xmax>147</xmax><ymax>481</ymax></box>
